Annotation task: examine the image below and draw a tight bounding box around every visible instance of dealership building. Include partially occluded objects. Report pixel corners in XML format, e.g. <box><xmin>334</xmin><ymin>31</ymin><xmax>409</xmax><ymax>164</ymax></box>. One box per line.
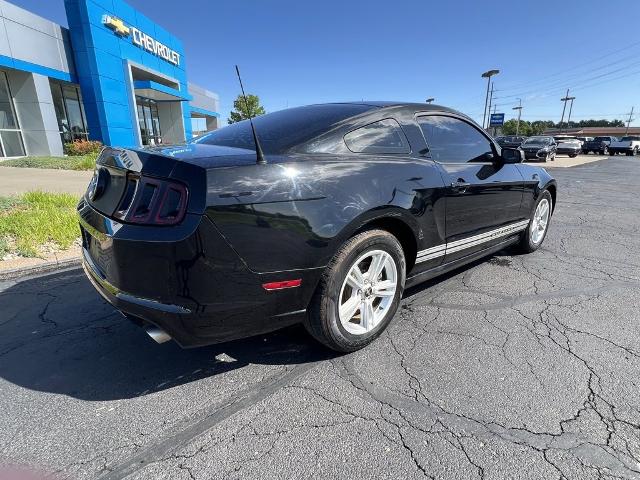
<box><xmin>0</xmin><ymin>0</ymin><xmax>220</xmax><ymax>158</ymax></box>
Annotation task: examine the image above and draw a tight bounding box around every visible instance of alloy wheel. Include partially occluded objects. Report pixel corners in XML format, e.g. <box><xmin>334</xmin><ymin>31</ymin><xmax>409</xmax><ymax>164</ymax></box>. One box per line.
<box><xmin>530</xmin><ymin>198</ymin><xmax>551</xmax><ymax>245</ymax></box>
<box><xmin>338</xmin><ymin>250</ymin><xmax>398</xmax><ymax>335</ymax></box>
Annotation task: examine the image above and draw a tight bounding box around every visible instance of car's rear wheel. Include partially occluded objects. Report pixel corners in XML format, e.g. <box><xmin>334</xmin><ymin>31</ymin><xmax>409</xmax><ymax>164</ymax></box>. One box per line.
<box><xmin>602</xmin><ymin>146</ymin><xmax>609</xmax><ymax>155</ymax></box>
<box><xmin>516</xmin><ymin>190</ymin><xmax>552</xmax><ymax>254</ymax></box>
<box><xmin>305</xmin><ymin>229</ymin><xmax>405</xmax><ymax>352</ymax></box>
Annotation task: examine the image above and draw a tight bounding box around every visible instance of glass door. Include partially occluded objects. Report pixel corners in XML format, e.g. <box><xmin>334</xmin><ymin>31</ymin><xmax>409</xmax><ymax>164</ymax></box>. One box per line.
<box><xmin>0</xmin><ymin>71</ymin><xmax>25</xmax><ymax>157</ymax></box>
<box><xmin>135</xmin><ymin>97</ymin><xmax>162</xmax><ymax>146</ymax></box>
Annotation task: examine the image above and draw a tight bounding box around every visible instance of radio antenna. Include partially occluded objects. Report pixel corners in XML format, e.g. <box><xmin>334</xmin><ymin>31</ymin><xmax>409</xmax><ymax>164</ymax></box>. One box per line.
<box><xmin>235</xmin><ymin>65</ymin><xmax>266</xmax><ymax>165</ymax></box>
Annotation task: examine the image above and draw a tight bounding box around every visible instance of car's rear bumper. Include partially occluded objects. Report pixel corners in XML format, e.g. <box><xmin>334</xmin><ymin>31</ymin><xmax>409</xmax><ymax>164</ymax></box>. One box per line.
<box><xmin>78</xmin><ymin>199</ymin><xmax>320</xmax><ymax>347</ymax></box>
<box><xmin>556</xmin><ymin>148</ymin><xmax>581</xmax><ymax>155</ymax></box>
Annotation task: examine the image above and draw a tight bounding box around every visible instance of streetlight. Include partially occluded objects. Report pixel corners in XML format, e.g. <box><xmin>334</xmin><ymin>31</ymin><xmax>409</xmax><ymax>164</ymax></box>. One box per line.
<box><xmin>481</xmin><ymin>69</ymin><xmax>500</xmax><ymax>129</ymax></box>
<box><xmin>425</xmin><ymin>98</ymin><xmax>435</xmax><ymax>104</ymax></box>
<box><xmin>512</xmin><ymin>98</ymin><xmax>523</xmax><ymax>135</ymax></box>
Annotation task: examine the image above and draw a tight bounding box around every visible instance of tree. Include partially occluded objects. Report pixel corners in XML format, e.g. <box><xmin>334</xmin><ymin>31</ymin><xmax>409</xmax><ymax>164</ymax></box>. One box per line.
<box><xmin>228</xmin><ymin>94</ymin><xmax>266</xmax><ymax>124</ymax></box>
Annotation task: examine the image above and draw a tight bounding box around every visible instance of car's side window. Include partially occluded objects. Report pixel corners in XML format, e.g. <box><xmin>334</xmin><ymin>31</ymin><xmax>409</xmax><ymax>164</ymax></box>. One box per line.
<box><xmin>417</xmin><ymin>115</ymin><xmax>494</xmax><ymax>163</ymax></box>
<box><xmin>343</xmin><ymin>119</ymin><xmax>410</xmax><ymax>154</ymax></box>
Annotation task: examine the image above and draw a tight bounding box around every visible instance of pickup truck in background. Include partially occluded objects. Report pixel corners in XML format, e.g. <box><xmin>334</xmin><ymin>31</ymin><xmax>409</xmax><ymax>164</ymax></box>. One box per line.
<box><xmin>582</xmin><ymin>136</ymin><xmax>618</xmax><ymax>155</ymax></box>
<box><xmin>609</xmin><ymin>136</ymin><xmax>640</xmax><ymax>156</ymax></box>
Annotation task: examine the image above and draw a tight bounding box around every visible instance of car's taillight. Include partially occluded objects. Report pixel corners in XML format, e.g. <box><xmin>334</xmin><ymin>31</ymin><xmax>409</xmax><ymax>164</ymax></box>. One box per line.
<box><xmin>114</xmin><ymin>174</ymin><xmax>188</xmax><ymax>226</ymax></box>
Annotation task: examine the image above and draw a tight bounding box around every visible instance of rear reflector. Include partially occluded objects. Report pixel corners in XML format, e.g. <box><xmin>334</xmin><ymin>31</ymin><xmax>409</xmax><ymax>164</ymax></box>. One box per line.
<box><xmin>262</xmin><ymin>279</ymin><xmax>302</xmax><ymax>291</ymax></box>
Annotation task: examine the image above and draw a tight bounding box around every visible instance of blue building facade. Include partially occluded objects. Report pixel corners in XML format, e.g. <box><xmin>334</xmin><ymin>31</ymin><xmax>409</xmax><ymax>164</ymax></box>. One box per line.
<box><xmin>0</xmin><ymin>0</ymin><xmax>219</xmax><ymax>157</ymax></box>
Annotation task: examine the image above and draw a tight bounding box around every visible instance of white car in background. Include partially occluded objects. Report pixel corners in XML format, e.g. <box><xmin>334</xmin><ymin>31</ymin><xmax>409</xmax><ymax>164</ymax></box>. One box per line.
<box><xmin>553</xmin><ymin>137</ymin><xmax>582</xmax><ymax>158</ymax></box>
<box><xmin>609</xmin><ymin>136</ymin><xmax>640</xmax><ymax>156</ymax></box>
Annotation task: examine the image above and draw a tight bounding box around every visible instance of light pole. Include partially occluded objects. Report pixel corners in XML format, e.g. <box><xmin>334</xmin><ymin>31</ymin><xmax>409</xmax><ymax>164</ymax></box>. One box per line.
<box><xmin>512</xmin><ymin>98</ymin><xmax>523</xmax><ymax>136</ymax></box>
<box><xmin>481</xmin><ymin>69</ymin><xmax>499</xmax><ymax>129</ymax></box>
<box><xmin>425</xmin><ymin>98</ymin><xmax>435</xmax><ymax>104</ymax></box>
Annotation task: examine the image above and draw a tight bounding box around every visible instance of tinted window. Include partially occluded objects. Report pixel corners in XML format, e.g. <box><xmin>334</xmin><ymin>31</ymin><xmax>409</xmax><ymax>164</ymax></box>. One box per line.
<box><xmin>418</xmin><ymin>115</ymin><xmax>493</xmax><ymax>163</ymax></box>
<box><xmin>194</xmin><ymin>104</ymin><xmax>375</xmax><ymax>154</ymax></box>
<box><xmin>343</xmin><ymin>119</ymin><xmax>409</xmax><ymax>154</ymax></box>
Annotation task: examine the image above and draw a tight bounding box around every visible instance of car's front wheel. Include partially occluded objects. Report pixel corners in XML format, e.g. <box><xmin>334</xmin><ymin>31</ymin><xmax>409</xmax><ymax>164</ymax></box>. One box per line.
<box><xmin>305</xmin><ymin>229</ymin><xmax>405</xmax><ymax>352</ymax></box>
<box><xmin>516</xmin><ymin>190</ymin><xmax>552</xmax><ymax>254</ymax></box>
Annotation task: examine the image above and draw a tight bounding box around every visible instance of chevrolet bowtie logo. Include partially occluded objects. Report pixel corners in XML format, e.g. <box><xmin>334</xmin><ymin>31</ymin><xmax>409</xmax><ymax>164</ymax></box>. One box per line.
<box><xmin>102</xmin><ymin>15</ymin><xmax>130</xmax><ymax>36</ymax></box>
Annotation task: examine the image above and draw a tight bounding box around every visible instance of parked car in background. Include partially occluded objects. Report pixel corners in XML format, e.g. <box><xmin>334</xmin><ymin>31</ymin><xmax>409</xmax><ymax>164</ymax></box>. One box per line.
<box><xmin>554</xmin><ymin>137</ymin><xmax>581</xmax><ymax>157</ymax></box>
<box><xmin>496</xmin><ymin>135</ymin><xmax>527</xmax><ymax>148</ymax></box>
<box><xmin>78</xmin><ymin>102</ymin><xmax>557</xmax><ymax>352</ymax></box>
<box><xmin>576</xmin><ymin>136</ymin><xmax>593</xmax><ymax>145</ymax></box>
<box><xmin>520</xmin><ymin>136</ymin><xmax>557</xmax><ymax>162</ymax></box>
<box><xmin>609</xmin><ymin>136</ymin><xmax>640</xmax><ymax>156</ymax></box>
<box><xmin>582</xmin><ymin>136</ymin><xmax>618</xmax><ymax>155</ymax></box>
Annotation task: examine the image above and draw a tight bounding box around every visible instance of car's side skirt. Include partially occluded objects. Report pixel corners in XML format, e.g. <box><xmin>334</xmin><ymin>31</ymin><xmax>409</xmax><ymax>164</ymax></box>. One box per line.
<box><xmin>405</xmin><ymin>236</ymin><xmax>520</xmax><ymax>289</ymax></box>
<box><xmin>415</xmin><ymin>219</ymin><xmax>529</xmax><ymax>264</ymax></box>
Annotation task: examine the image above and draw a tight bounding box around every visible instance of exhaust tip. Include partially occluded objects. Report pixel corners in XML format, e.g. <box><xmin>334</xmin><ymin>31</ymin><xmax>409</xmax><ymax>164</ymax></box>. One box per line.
<box><xmin>145</xmin><ymin>326</ymin><xmax>172</xmax><ymax>344</ymax></box>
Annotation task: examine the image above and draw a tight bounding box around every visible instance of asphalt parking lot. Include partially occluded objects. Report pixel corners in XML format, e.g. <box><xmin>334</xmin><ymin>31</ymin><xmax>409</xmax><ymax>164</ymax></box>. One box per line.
<box><xmin>1</xmin><ymin>155</ymin><xmax>640</xmax><ymax>479</ymax></box>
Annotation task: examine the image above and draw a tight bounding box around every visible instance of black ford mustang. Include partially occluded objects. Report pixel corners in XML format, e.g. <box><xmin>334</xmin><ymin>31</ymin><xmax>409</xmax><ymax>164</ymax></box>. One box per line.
<box><xmin>78</xmin><ymin>102</ymin><xmax>556</xmax><ymax>352</ymax></box>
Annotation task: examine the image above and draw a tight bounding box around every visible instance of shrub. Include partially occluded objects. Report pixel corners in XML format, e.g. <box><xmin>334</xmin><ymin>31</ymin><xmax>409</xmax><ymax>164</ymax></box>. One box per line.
<box><xmin>64</xmin><ymin>139</ymin><xmax>103</xmax><ymax>156</ymax></box>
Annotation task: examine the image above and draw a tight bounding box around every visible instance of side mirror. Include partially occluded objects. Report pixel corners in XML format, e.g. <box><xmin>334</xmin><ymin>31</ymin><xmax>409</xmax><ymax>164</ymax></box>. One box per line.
<box><xmin>501</xmin><ymin>147</ymin><xmax>523</xmax><ymax>164</ymax></box>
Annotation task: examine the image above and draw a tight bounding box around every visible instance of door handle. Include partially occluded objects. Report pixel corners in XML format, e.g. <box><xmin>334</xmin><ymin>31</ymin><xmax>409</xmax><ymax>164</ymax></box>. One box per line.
<box><xmin>451</xmin><ymin>179</ymin><xmax>471</xmax><ymax>192</ymax></box>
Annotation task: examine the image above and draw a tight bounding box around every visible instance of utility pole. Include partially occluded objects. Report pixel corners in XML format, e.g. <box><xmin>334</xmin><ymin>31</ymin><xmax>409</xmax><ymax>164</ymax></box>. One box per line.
<box><xmin>481</xmin><ymin>69</ymin><xmax>499</xmax><ymax>129</ymax></box>
<box><xmin>565</xmin><ymin>96</ymin><xmax>576</xmax><ymax>130</ymax></box>
<box><xmin>559</xmin><ymin>89</ymin><xmax>571</xmax><ymax>132</ymax></box>
<box><xmin>486</xmin><ymin>82</ymin><xmax>495</xmax><ymax>132</ymax></box>
<box><xmin>625</xmin><ymin>106</ymin><xmax>635</xmax><ymax>135</ymax></box>
<box><xmin>512</xmin><ymin>98</ymin><xmax>523</xmax><ymax>136</ymax></box>
<box><xmin>425</xmin><ymin>98</ymin><xmax>435</xmax><ymax>104</ymax></box>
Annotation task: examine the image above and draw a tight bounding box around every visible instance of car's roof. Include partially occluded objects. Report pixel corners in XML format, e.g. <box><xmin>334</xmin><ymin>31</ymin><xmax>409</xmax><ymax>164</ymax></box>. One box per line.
<box><xmin>319</xmin><ymin>101</ymin><xmax>462</xmax><ymax>115</ymax></box>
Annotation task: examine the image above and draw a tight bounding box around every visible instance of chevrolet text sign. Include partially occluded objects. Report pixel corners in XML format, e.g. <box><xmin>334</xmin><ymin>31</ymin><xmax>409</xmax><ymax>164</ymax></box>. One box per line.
<box><xmin>103</xmin><ymin>15</ymin><xmax>181</xmax><ymax>66</ymax></box>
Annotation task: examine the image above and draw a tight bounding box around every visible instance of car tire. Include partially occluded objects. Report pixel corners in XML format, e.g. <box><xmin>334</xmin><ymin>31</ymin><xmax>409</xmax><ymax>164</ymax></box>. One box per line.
<box><xmin>569</xmin><ymin>154</ymin><xmax>577</xmax><ymax>158</ymax></box>
<box><xmin>515</xmin><ymin>190</ymin><xmax>553</xmax><ymax>254</ymax></box>
<box><xmin>305</xmin><ymin>229</ymin><xmax>406</xmax><ymax>352</ymax></box>
<box><xmin>602</xmin><ymin>146</ymin><xmax>609</xmax><ymax>155</ymax></box>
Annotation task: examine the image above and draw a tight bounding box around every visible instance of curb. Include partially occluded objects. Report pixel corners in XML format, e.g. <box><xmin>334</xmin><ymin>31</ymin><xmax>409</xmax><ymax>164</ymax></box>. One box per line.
<box><xmin>0</xmin><ymin>256</ymin><xmax>81</xmax><ymax>281</ymax></box>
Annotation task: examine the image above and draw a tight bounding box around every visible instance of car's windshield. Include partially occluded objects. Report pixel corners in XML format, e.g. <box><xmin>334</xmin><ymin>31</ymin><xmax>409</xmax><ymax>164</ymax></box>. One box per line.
<box><xmin>620</xmin><ymin>136</ymin><xmax>639</xmax><ymax>141</ymax></box>
<box><xmin>523</xmin><ymin>137</ymin><xmax>550</xmax><ymax>145</ymax></box>
<box><xmin>593</xmin><ymin>137</ymin><xmax>609</xmax><ymax>141</ymax></box>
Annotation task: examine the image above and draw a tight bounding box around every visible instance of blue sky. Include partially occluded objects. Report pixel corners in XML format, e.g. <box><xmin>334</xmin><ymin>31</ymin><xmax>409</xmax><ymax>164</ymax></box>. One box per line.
<box><xmin>13</xmin><ymin>0</ymin><xmax>640</xmax><ymax>126</ymax></box>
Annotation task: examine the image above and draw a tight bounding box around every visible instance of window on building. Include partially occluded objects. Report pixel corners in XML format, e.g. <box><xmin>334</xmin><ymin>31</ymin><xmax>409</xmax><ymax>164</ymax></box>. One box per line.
<box><xmin>191</xmin><ymin>117</ymin><xmax>207</xmax><ymax>137</ymax></box>
<box><xmin>0</xmin><ymin>71</ymin><xmax>25</xmax><ymax>157</ymax></box>
<box><xmin>136</xmin><ymin>97</ymin><xmax>162</xmax><ymax>146</ymax></box>
<box><xmin>343</xmin><ymin>119</ymin><xmax>410</xmax><ymax>154</ymax></box>
<box><xmin>50</xmin><ymin>81</ymin><xmax>89</xmax><ymax>144</ymax></box>
<box><xmin>417</xmin><ymin>115</ymin><xmax>494</xmax><ymax>163</ymax></box>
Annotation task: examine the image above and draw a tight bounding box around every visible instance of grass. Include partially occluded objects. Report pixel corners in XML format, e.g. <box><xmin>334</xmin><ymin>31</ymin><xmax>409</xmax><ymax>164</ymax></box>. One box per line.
<box><xmin>0</xmin><ymin>191</ymin><xmax>80</xmax><ymax>258</ymax></box>
<box><xmin>0</xmin><ymin>154</ymin><xmax>96</xmax><ymax>171</ymax></box>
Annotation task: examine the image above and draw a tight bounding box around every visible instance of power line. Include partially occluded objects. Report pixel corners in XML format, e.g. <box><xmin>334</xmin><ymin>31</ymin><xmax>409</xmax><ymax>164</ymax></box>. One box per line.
<box><xmin>497</xmin><ymin>39</ymin><xmax>640</xmax><ymax>92</ymax></box>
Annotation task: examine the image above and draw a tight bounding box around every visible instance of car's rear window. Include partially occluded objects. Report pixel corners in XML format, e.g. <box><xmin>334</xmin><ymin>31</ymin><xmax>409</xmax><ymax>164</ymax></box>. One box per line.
<box><xmin>192</xmin><ymin>104</ymin><xmax>375</xmax><ymax>154</ymax></box>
